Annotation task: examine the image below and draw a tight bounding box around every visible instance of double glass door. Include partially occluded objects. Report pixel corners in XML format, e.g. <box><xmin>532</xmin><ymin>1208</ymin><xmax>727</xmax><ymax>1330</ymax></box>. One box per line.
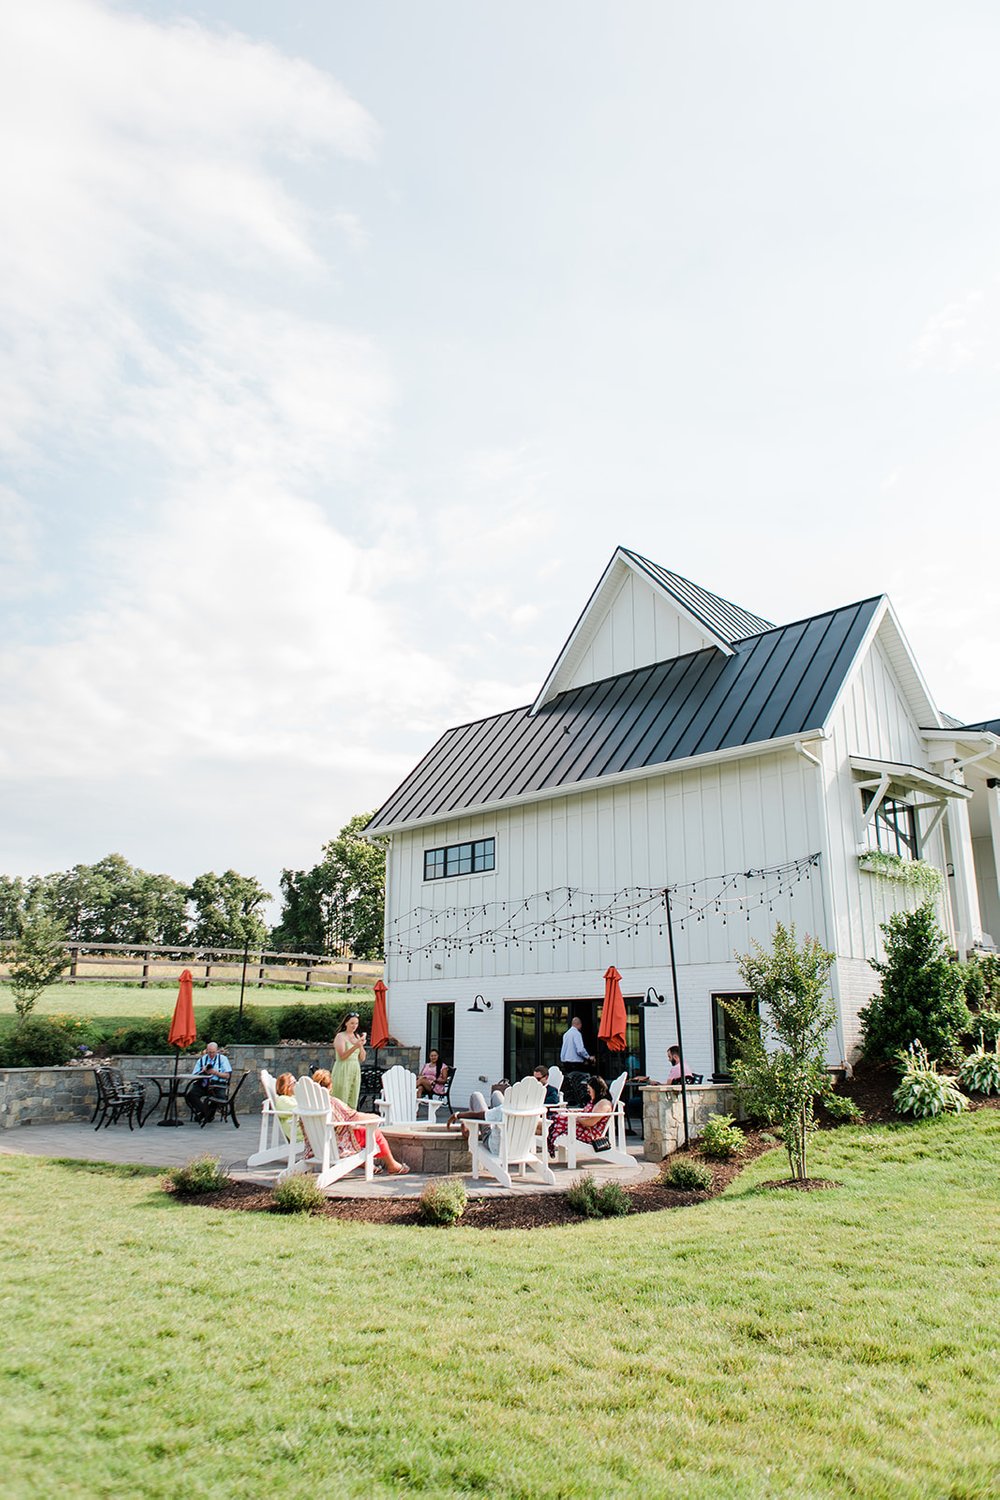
<box><xmin>503</xmin><ymin>1000</ymin><xmax>645</xmax><ymax>1082</ymax></box>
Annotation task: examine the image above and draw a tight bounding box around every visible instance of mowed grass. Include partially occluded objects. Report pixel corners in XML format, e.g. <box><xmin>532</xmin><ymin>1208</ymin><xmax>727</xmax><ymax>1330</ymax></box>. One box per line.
<box><xmin>0</xmin><ymin>982</ymin><xmax>374</xmax><ymax>1038</ymax></box>
<box><xmin>2</xmin><ymin>1116</ymin><xmax>998</xmax><ymax>1499</ymax></box>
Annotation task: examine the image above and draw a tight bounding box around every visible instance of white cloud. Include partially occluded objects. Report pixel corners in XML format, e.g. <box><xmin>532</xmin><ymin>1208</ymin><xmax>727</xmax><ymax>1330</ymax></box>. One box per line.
<box><xmin>910</xmin><ymin>284</ymin><xmax>1000</xmax><ymax>372</ymax></box>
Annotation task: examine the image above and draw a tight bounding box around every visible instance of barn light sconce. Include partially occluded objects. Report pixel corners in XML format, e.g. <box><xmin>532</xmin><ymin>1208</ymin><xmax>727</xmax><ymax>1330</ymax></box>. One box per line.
<box><xmin>642</xmin><ymin>986</ymin><xmax>665</xmax><ymax>1009</ymax></box>
<box><xmin>467</xmin><ymin>994</ymin><xmax>492</xmax><ymax>1013</ymax></box>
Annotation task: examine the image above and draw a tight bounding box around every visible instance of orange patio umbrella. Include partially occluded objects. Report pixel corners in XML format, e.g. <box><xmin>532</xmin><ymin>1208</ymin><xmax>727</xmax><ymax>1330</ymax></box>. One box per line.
<box><xmin>598</xmin><ymin>965</ymin><xmax>628</xmax><ymax>1052</ymax></box>
<box><xmin>370</xmin><ymin>979</ymin><xmax>390</xmax><ymax>1052</ymax></box>
<box><xmin>161</xmin><ymin>969</ymin><xmax>197</xmax><ymax>1127</ymax></box>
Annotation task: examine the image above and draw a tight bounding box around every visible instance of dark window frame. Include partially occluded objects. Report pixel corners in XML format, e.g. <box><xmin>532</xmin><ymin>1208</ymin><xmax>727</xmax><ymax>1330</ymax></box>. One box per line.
<box><xmin>861</xmin><ymin>790</ymin><xmax>919</xmax><ymax>860</ymax></box>
<box><xmin>711</xmin><ymin>992</ymin><xmax>758</xmax><ymax>1080</ymax></box>
<box><xmin>423</xmin><ymin>837</ymin><xmax>496</xmax><ymax>882</ymax></box>
<box><xmin>425</xmin><ymin>1003</ymin><xmax>455</xmax><ymax>1069</ymax></box>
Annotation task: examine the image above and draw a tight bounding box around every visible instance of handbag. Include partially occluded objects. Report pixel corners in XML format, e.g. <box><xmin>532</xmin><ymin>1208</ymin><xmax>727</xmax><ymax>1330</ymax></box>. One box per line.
<box><xmin>590</xmin><ymin>1134</ymin><xmax>611</xmax><ymax>1152</ymax></box>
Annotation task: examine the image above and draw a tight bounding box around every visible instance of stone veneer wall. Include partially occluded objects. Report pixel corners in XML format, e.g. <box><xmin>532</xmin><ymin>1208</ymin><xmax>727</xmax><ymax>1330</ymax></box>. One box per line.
<box><xmin>641</xmin><ymin>1083</ymin><xmax>742</xmax><ymax>1161</ymax></box>
<box><xmin>0</xmin><ymin>1044</ymin><xmax>419</xmax><ymax>1129</ymax></box>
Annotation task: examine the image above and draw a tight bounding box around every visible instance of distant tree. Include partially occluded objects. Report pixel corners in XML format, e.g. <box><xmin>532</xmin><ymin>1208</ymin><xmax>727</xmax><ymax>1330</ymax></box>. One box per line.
<box><xmin>271</xmin><ymin>813</ymin><xmax>386</xmax><ymax>959</ymax></box>
<box><xmin>0</xmin><ymin>876</ymin><xmax>27</xmax><ymax>941</ymax></box>
<box><xmin>38</xmin><ymin>854</ymin><xmax>189</xmax><ymax>945</ymax></box>
<box><xmin>4</xmin><ymin>912</ymin><xmax>70</xmax><ymax>1024</ymax></box>
<box><xmin>187</xmin><ymin>871</ymin><xmax>271</xmax><ymax>950</ymax></box>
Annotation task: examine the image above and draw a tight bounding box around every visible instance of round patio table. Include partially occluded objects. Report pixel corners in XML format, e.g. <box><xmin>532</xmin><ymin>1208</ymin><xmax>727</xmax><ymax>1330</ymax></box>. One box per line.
<box><xmin>137</xmin><ymin>1072</ymin><xmax>196</xmax><ymax>1127</ymax></box>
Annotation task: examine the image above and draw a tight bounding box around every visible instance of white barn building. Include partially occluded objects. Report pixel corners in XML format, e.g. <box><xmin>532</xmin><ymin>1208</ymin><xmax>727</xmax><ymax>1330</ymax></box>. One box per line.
<box><xmin>367</xmin><ymin>547</ymin><xmax>1000</xmax><ymax>1091</ymax></box>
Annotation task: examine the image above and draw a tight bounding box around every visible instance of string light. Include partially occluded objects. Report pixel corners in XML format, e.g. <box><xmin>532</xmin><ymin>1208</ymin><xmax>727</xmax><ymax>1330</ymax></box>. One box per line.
<box><xmin>386</xmin><ymin>854</ymin><xmax>821</xmax><ymax>961</ymax></box>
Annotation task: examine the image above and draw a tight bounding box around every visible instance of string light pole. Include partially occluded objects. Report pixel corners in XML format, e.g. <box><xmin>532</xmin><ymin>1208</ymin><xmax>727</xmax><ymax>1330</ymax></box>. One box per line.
<box><xmin>643</xmin><ymin>884</ymin><xmax>690</xmax><ymax>1148</ymax></box>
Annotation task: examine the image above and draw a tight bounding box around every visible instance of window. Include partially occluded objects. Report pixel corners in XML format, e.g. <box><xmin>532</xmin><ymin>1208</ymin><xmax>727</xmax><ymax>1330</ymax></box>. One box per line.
<box><xmin>425</xmin><ymin>1003</ymin><xmax>455</xmax><ymax>1066</ymax></box>
<box><xmin>711</xmin><ymin>993</ymin><xmax>758</xmax><ymax>1080</ymax></box>
<box><xmin>424</xmin><ymin>837</ymin><xmax>495</xmax><ymax>881</ymax></box>
<box><xmin>862</xmin><ymin>791</ymin><xmax>919</xmax><ymax>859</ymax></box>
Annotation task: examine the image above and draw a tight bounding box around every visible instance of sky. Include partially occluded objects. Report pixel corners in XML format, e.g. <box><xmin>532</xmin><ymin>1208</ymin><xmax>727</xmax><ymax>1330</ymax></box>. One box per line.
<box><xmin>1</xmin><ymin>0</ymin><xmax>998</xmax><ymax>909</ymax></box>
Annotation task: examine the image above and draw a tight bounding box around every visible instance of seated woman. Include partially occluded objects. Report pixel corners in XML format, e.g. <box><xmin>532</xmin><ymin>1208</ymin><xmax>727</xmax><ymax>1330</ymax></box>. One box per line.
<box><xmin>273</xmin><ymin>1071</ymin><xmax>300</xmax><ymax>1142</ymax></box>
<box><xmin>416</xmin><ymin>1049</ymin><xmax>450</xmax><ymax>1099</ymax></box>
<box><xmin>547</xmin><ymin>1074</ymin><xmax>613</xmax><ymax>1158</ymax></box>
<box><xmin>311</xmin><ymin>1068</ymin><xmax>410</xmax><ymax>1174</ymax></box>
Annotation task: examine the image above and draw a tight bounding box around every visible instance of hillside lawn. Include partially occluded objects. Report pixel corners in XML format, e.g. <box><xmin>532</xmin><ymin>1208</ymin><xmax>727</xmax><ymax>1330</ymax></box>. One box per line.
<box><xmin>0</xmin><ymin>982</ymin><xmax>374</xmax><ymax>1040</ymax></box>
<box><xmin>2</xmin><ymin>1112</ymin><xmax>998</xmax><ymax>1499</ymax></box>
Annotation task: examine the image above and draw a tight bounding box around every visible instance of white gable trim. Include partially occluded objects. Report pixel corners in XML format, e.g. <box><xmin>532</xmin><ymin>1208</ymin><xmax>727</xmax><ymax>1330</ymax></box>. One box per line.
<box><xmin>820</xmin><ymin>596</ymin><xmax>942</xmax><ymax>740</ymax></box>
<box><xmin>530</xmin><ymin>548</ymin><xmax>732</xmax><ymax>714</ymax></box>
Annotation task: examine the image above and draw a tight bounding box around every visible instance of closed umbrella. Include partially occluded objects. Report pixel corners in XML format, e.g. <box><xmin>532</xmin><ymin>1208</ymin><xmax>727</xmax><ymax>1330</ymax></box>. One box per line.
<box><xmin>370</xmin><ymin>980</ymin><xmax>390</xmax><ymax>1051</ymax></box>
<box><xmin>160</xmin><ymin>968</ymin><xmax>196</xmax><ymax>1127</ymax></box>
<box><xmin>598</xmin><ymin>965</ymin><xmax>627</xmax><ymax>1053</ymax></box>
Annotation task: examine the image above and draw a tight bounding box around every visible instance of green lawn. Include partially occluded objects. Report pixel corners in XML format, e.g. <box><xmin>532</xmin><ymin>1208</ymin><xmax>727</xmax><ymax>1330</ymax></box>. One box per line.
<box><xmin>2</xmin><ymin>1114</ymin><xmax>998</xmax><ymax>1499</ymax></box>
<box><xmin>0</xmin><ymin>982</ymin><xmax>374</xmax><ymax>1039</ymax></box>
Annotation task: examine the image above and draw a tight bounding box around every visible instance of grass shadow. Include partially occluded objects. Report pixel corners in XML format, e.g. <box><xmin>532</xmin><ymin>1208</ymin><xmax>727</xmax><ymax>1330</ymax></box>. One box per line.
<box><xmin>48</xmin><ymin>1157</ymin><xmax>163</xmax><ymax>1179</ymax></box>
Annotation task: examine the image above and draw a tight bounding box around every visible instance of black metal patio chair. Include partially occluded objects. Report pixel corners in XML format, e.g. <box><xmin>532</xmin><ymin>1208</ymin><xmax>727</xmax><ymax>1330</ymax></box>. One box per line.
<box><xmin>92</xmin><ymin>1068</ymin><xmax>145</xmax><ymax>1131</ymax></box>
<box><xmin>201</xmin><ymin>1069</ymin><xmax>250</xmax><ymax>1129</ymax></box>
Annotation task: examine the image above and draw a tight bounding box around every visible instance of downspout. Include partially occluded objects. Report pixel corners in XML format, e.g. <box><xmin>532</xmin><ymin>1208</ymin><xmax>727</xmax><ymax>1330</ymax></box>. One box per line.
<box><xmin>794</xmin><ymin>739</ymin><xmax>849</xmax><ymax>1071</ymax></box>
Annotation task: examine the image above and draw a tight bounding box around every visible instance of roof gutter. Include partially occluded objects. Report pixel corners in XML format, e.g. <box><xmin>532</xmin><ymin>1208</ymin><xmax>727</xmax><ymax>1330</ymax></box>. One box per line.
<box><xmin>368</xmin><ymin>730</ymin><xmax>829</xmax><ymax>837</ymax></box>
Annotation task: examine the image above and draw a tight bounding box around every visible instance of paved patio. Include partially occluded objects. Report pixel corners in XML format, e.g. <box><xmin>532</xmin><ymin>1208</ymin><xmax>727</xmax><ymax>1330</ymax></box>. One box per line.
<box><xmin>0</xmin><ymin>1120</ymin><xmax>657</xmax><ymax>1199</ymax></box>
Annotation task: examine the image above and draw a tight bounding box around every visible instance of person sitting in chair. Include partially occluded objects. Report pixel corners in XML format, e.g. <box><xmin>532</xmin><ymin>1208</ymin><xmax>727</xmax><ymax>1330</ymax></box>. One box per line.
<box><xmin>533</xmin><ymin>1066</ymin><xmax>561</xmax><ymax>1109</ymax></box>
<box><xmin>188</xmin><ymin>1042</ymin><xmax>231</xmax><ymax>1123</ymax></box>
<box><xmin>310</xmin><ymin>1068</ymin><xmax>411</xmax><ymax>1174</ymax></box>
<box><xmin>667</xmin><ymin>1045</ymin><xmax>697</xmax><ymax>1083</ymax></box>
<box><xmin>416</xmin><ymin>1049</ymin><xmax>450</xmax><ymax>1099</ymax></box>
<box><xmin>546</xmin><ymin>1075</ymin><xmax>612</xmax><ymax>1158</ymax></box>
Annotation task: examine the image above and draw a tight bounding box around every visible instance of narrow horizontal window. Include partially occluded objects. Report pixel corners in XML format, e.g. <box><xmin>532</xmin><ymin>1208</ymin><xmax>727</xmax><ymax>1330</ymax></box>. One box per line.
<box><xmin>424</xmin><ymin>837</ymin><xmax>496</xmax><ymax>881</ymax></box>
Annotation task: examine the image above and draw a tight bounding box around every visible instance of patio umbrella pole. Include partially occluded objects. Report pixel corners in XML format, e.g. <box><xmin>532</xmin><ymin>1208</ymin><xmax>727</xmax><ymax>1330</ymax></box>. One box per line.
<box><xmin>664</xmin><ymin>886</ymin><xmax>689</xmax><ymax>1149</ymax></box>
<box><xmin>159</xmin><ymin>1045</ymin><xmax>184</xmax><ymax>1127</ymax></box>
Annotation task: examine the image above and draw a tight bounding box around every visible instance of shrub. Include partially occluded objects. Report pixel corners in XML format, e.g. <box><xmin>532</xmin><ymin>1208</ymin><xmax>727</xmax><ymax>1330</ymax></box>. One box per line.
<box><xmin>660</xmin><ymin>1159</ymin><xmax>713</xmax><ymax>1192</ymax></box>
<box><xmin>860</xmin><ymin>903</ymin><xmax>970</xmax><ymax>1065</ymax></box>
<box><xmin>272</xmin><ymin>1175</ymin><xmax>325</xmax><ymax>1214</ymax></box>
<box><xmin>699</xmin><ymin>1112</ymin><xmax>746</xmax><ymax>1160</ymax></box>
<box><xmin>959</xmin><ymin>1037</ymin><xmax>1000</xmax><ymax>1097</ymax></box>
<box><xmin>968</xmin><ymin>1009</ymin><xmax>1000</xmax><ymax>1049</ymax></box>
<box><xmin>201</xmin><ymin>1005</ymin><xmax>279</xmax><ymax>1046</ymax></box>
<box><xmin>162</xmin><ymin>1156</ymin><xmax>230</xmax><ymax>1195</ymax></box>
<box><xmin>0</xmin><ymin>1016</ymin><xmax>81</xmax><ymax>1067</ymax></box>
<box><xmin>892</xmin><ymin>1043</ymin><xmax>967</xmax><ymax>1118</ymax></box>
<box><xmin>278</xmin><ymin>1003</ymin><xmax>368</xmax><ymax>1042</ymax></box>
<box><xmin>103</xmin><ymin>1017</ymin><xmax>175</xmax><ymax>1055</ymax></box>
<box><xmin>823</xmin><ymin>1091</ymin><xmax>864</xmax><ymax>1124</ymax></box>
<box><xmin>4</xmin><ymin>913</ymin><xmax>69</xmax><ymax>1023</ymax></box>
<box><xmin>593</xmin><ymin>1181</ymin><xmax>632</xmax><ymax>1217</ymax></box>
<box><xmin>417</xmin><ymin>1177</ymin><xmax>468</xmax><ymax>1226</ymax></box>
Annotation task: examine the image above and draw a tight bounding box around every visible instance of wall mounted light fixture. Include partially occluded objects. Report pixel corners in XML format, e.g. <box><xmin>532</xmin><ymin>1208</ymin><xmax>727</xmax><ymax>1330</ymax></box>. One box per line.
<box><xmin>467</xmin><ymin>994</ymin><xmax>493</xmax><ymax>1013</ymax></box>
<box><xmin>642</xmin><ymin>985</ymin><xmax>665</xmax><ymax>1009</ymax></box>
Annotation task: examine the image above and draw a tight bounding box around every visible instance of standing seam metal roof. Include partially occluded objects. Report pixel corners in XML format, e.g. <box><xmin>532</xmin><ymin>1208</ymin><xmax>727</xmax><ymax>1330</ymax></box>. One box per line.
<box><xmin>621</xmin><ymin>548</ymin><xmax>774</xmax><ymax>642</ymax></box>
<box><xmin>367</xmin><ymin>595</ymin><xmax>882</xmax><ymax>832</ymax></box>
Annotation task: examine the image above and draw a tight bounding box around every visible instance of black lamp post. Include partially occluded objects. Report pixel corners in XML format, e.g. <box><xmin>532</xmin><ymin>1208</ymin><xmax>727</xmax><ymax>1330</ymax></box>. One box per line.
<box><xmin>642</xmin><ymin>885</ymin><xmax>689</xmax><ymax>1148</ymax></box>
<box><xmin>236</xmin><ymin>892</ymin><xmax>266</xmax><ymax>1046</ymax></box>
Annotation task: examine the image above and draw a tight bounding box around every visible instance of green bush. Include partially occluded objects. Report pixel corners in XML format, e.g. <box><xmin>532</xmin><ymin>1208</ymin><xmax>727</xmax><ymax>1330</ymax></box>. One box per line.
<box><xmin>593</xmin><ymin>1181</ymin><xmax>632</xmax><ymax>1217</ymax></box>
<box><xmin>162</xmin><ymin>1156</ymin><xmax>230</xmax><ymax>1195</ymax></box>
<box><xmin>892</xmin><ymin>1043</ymin><xmax>967</xmax><ymax>1118</ymax></box>
<box><xmin>959</xmin><ymin>1038</ymin><xmax>1000</xmax><ymax>1097</ymax></box>
<box><xmin>0</xmin><ymin>1016</ymin><xmax>82</xmax><ymax>1067</ymax></box>
<box><xmin>660</xmin><ymin>1159</ymin><xmax>713</xmax><ymax>1192</ymax></box>
<box><xmin>272</xmin><ymin>1175</ymin><xmax>325</xmax><ymax>1214</ymax></box>
<box><xmin>823</xmin><ymin>1091</ymin><xmax>864</xmax><ymax>1124</ymax></box>
<box><xmin>278</xmin><ymin>1003</ymin><xmax>369</xmax><ymax>1042</ymax></box>
<box><xmin>699</xmin><ymin>1112</ymin><xmax>746</xmax><ymax>1160</ymax></box>
<box><xmin>417</xmin><ymin>1177</ymin><xmax>468</xmax><ymax>1226</ymax></box>
<box><xmin>968</xmin><ymin>1009</ymin><xmax>1000</xmax><ymax>1049</ymax></box>
<box><xmin>860</xmin><ymin>903</ymin><xmax>971</xmax><ymax>1065</ymax></box>
<box><xmin>200</xmin><ymin>1005</ymin><xmax>279</xmax><ymax>1046</ymax></box>
<box><xmin>103</xmin><ymin>1017</ymin><xmax>175</xmax><ymax>1055</ymax></box>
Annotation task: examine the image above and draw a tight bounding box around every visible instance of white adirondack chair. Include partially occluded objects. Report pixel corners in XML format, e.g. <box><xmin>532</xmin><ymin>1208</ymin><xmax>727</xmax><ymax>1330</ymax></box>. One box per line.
<box><xmin>547</xmin><ymin>1065</ymin><xmax>564</xmax><ymax>1102</ymax></box>
<box><xmin>278</xmin><ymin>1076</ymin><xmax>376</xmax><ymax>1190</ymax></box>
<box><xmin>247</xmin><ymin>1069</ymin><xmax>304</xmax><ymax>1167</ymax></box>
<box><xmin>554</xmin><ymin>1070</ymin><xmax>631</xmax><ymax>1169</ymax></box>
<box><xmin>467</xmin><ymin>1076</ymin><xmax>554</xmax><ymax>1190</ymax></box>
<box><xmin>376</xmin><ymin>1065</ymin><xmax>420</xmax><ymax>1126</ymax></box>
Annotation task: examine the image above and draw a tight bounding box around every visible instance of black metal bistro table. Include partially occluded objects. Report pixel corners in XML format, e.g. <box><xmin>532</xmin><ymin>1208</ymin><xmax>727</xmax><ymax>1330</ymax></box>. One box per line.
<box><xmin>137</xmin><ymin>1072</ymin><xmax>197</xmax><ymax>1127</ymax></box>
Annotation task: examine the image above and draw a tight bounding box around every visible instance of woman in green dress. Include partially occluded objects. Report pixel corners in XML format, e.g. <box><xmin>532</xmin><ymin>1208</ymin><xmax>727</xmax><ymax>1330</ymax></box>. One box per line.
<box><xmin>330</xmin><ymin>1011</ymin><xmax>366</xmax><ymax>1109</ymax></box>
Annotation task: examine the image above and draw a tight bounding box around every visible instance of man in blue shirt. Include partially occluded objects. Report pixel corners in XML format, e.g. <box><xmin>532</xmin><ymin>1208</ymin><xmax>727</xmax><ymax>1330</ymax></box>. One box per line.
<box><xmin>187</xmin><ymin>1041</ymin><xmax>232</xmax><ymax>1123</ymax></box>
<box><xmin>559</xmin><ymin>1017</ymin><xmax>593</xmax><ymax>1071</ymax></box>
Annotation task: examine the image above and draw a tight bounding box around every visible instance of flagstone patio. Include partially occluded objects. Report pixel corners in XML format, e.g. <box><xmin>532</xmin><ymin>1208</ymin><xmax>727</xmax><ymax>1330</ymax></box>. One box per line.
<box><xmin>0</xmin><ymin>1120</ymin><xmax>657</xmax><ymax>1199</ymax></box>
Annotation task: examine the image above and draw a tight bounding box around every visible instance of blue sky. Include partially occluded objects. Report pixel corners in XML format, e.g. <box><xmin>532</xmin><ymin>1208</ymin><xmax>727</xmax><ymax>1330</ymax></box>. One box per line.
<box><xmin>1</xmin><ymin>0</ymin><xmax>998</xmax><ymax>904</ymax></box>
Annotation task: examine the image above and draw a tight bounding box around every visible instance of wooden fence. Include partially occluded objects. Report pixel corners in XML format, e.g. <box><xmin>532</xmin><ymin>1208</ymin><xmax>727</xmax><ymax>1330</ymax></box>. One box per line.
<box><xmin>0</xmin><ymin>942</ymin><xmax>383</xmax><ymax>993</ymax></box>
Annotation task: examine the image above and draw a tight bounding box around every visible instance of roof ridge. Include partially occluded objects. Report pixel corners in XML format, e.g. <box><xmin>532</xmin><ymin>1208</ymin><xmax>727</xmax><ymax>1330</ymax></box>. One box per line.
<box><xmin>619</xmin><ymin>547</ymin><xmax>774</xmax><ymax>640</ymax></box>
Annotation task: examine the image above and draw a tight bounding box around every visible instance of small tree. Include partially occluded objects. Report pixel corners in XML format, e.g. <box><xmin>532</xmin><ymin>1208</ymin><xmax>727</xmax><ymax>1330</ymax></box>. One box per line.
<box><xmin>730</xmin><ymin>923</ymin><xmax>837</xmax><ymax>1182</ymax></box>
<box><xmin>859</xmin><ymin>902</ymin><xmax>970</xmax><ymax>1066</ymax></box>
<box><xmin>5</xmin><ymin>913</ymin><xmax>70</xmax><ymax>1025</ymax></box>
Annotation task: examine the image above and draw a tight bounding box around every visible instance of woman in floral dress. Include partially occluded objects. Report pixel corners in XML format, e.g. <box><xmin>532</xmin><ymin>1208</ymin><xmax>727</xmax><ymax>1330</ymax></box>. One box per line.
<box><xmin>546</xmin><ymin>1075</ymin><xmax>612</xmax><ymax>1157</ymax></box>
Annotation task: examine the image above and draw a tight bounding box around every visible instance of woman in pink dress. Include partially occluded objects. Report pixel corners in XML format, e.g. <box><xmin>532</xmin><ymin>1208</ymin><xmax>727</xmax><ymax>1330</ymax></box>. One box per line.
<box><xmin>416</xmin><ymin>1049</ymin><xmax>450</xmax><ymax>1099</ymax></box>
<box><xmin>310</xmin><ymin>1069</ymin><xmax>410</xmax><ymax>1174</ymax></box>
<box><xmin>546</xmin><ymin>1075</ymin><xmax>612</xmax><ymax>1157</ymax></box>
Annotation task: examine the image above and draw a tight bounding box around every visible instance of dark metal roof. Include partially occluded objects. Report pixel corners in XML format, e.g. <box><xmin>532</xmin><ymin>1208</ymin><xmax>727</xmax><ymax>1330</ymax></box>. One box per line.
<box><xmin>621</xmin><ymin>548</ymin><xmax>773</xmax><ymax>643</ymax></box>
<box><xmin>958</xmin><ymin>718</ymin><xmax>1000</xmax><ymax>736</ymax></box>
<box><xmin>368</xmin><ymin>595</ymin><xmax>882</xmax><ymax>832</ymax></box>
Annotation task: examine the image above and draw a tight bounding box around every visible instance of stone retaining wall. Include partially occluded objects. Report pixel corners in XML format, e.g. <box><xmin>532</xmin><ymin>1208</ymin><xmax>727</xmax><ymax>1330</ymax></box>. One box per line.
<box><xmin>0</xmin><ymin>1044</ymin><xmax>420</xmax><ymax>1129</ymax></box>
<box><xmin>641</xmin><ymin>1084</ymin><xmax>742</xmax><ymax>1161</ymax></box>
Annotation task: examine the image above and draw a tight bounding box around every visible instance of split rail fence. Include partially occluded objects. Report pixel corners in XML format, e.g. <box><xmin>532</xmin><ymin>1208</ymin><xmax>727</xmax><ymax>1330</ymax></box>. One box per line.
<box><xmin>1</xmin><ymin>942</ymin><xmax>383</xmax><ymax>993</ymax></box>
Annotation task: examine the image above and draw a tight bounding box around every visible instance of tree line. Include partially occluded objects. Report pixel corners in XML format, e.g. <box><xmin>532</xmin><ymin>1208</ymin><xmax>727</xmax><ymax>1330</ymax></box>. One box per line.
<box><xmin>0</xmin><ymin>813</ymin><xmax>387</xmax><ymax>959</ymax></box>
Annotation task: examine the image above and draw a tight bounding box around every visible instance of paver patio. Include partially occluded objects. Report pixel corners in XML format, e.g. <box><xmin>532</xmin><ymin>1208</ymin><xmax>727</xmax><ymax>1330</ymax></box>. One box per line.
<box><xmin>0</xmin><ymin>1121</ymin><xmax>656</xmax><ymax>1199</ymax></box>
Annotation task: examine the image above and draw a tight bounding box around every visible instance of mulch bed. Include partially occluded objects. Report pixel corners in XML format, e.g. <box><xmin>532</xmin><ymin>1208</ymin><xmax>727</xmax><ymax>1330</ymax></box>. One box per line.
<box><xmin>824</xmin><ymin>1059</ymin><xmax>1000</xmax><ymax>1124</ymax></box>
<box><xmin>180</xmin><ymin>1130</ymin><xmax>778</xmax><ymax>1230</ymax></box>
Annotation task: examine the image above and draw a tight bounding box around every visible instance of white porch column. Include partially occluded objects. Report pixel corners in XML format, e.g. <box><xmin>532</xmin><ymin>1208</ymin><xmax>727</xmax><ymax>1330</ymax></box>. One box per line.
<box><xmin>987</xmin><ymin>780</ymin><xmax>1000</xmax><ymax>935</ymax></box>
<box><xmin>946</xmin><ymin>788</ymin><xmax>983</xmax><ymax>958</ymax></box>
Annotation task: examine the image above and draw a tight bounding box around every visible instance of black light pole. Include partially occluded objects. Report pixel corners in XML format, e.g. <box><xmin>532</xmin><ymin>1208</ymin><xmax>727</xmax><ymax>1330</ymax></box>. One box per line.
<box><xmin>663</xmin><ymin>885</ymin><xmax>690</xmax><ymax>1149</ymax></box>
<box><xmin>236</xmin><ymin>893</ymin><xmax>264</xmax><ymax>1046</ymax></box>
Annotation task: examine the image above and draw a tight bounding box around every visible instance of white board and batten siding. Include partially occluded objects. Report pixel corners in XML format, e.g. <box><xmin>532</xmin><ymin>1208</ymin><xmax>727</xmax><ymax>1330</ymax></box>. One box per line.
<box><xmin>383</xmin><ymin>746</ymin><xmax>828</xmax><ymax>1081</ymax></box>
<box><xmin>562</xmin><ymin>569</ymin><xmax>714</xmax><ymax>692</ymax></box>
<box><xmin>821</xmin><ymin>624</ymin><xmax>955</xmax><ymax>1050</ymax></box>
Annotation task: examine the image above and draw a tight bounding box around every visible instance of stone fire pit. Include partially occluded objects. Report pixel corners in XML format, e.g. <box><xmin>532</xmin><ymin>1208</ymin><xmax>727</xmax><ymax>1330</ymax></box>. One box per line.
<box><xmin>380</xmin><ymin>1122</ymin><xmax>471</xmax><ymax>1176</ymax></box>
